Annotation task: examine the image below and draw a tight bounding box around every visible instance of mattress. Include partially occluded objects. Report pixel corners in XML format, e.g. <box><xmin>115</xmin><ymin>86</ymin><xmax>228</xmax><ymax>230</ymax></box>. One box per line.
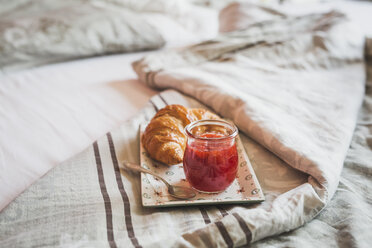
<box><xmin>0</xmin><ymin>52</ymin><xmax>158</xmax><ymax>210</ymax></box>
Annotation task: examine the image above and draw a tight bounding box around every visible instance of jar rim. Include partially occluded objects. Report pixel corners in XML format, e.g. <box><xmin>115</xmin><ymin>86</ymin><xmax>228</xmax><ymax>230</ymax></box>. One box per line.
<box><xmin>185</xmin><ymin>119</ymin><xmax>238</xmax><ymax>141</ymax></box>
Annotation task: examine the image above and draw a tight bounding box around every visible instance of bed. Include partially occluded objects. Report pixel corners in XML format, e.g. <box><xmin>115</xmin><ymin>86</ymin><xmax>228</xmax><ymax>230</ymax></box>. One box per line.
<box><xmin>1</xmin><ymin>0</ymin><xmax>371</xmax><ymax>247</ymax></box>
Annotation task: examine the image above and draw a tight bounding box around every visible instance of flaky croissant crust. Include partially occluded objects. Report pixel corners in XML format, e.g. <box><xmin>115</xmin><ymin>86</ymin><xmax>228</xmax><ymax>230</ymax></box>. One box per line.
<box><xmin>142</xmin><ymin>104</ymin><xmax>218</xmax><ymax>165</ymax></box>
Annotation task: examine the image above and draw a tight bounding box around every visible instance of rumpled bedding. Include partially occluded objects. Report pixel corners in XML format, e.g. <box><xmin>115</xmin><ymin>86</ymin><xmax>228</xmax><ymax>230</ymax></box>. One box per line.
<box><xmin>1</xmin><ymin>2</ymin><xmax>372</xmax><ymax>248</ymax></box>
<box><xmin>0</xmin><ymin>0</ymin><xmax>218</xmax><ymax>73</ymax></box>
<box><xmin>131</xmin><ymin>6</ymin><xmax>369</xmax><ymax>246</ymax></box>
<box><xmin>252</xmin><ymin>40</ymin><xmax>372</xmax><ymax>247</ymax></box>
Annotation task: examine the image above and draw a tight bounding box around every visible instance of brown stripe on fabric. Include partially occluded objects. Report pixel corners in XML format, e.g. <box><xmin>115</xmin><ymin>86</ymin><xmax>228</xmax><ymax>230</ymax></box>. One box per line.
<box><xmin>232</xmin><ymin>213</ymin><xmax>252</xmax><ymax>245</ymax></box>
<box><xmin>93</xmin><ymin>141</ymin><xmax>117</xmax><ymax>248</ymax></box>
<box><xmin>106</xmin><ymin>133</ymin><xmax>142</xmax><ymax>248</ymax></box>
<box><xmin>215</xmin><ymin>221</ymin><xmax>234</xmax><ymax>248</ymax></box>
<box><xmin>144</xmin><ymin>102</ymin><xmax>158</xmax><ymax>122</ymax></box>
<box><xmin>193</xmin><ymin>229</ymin><xmax>215</xmax><ymax>248</ymax></box>
<box><xmin>150</xmin><ymin>71</ymin><xmax>157</xmax><ymax>86</ymax></box>
<box><xmin>216</xmin><ymin>206</ymin><xmax>229</xmax><ymax>217</ymax></box>
<box><xmin>199</xmin><ymin>207</ymin><xmax>211</xmax><ymax>224</ymax></box>
<box><xmin>149</xmin><ymin>99</ymin><xmax>159</xmax><ymax>112</ymax></box>
<box><xmin>145</xmin><ymin>71</ymin><xmax>151</xmax><ymax>85</ymax></box>
<box><xmin>158</xmin><ymin>93</ymin><xmax>169</xmax><ymax>106</ymax></box>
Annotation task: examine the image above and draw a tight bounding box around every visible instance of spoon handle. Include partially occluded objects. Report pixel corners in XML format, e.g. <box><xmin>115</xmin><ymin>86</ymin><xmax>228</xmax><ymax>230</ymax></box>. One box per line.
<box><xmin>121</xmin><ymin>161</ymin><xmax>171</xmax><ymax>188</ymax></box>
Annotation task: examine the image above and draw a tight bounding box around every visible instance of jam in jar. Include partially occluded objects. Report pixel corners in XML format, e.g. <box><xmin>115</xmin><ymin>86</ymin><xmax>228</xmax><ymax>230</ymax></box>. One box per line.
<box><xmin>183</xmin><ymin>119</ymin><xmax>238</xmax><ymax>193</ymax></box>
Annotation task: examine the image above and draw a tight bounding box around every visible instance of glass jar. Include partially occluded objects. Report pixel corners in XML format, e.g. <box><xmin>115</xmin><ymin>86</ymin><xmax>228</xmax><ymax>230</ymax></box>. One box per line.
<box><xmin>183</xmin><ymin>119</ymin><xmax>239</xmax><ymax>193</ymax></box>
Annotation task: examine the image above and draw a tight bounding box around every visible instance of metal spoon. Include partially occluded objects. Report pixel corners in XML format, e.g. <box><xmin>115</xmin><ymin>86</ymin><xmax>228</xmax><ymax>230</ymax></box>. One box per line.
<box><xmin>121</xmin><ymin>161</ymin><xmax>196</xmax><ymax>200</ymax></box>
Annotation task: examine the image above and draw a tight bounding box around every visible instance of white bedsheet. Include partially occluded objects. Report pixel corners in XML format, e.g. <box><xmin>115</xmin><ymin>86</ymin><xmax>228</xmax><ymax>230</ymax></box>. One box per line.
<box><xmin>0</xmin><ymin>53</ymin><xmax>158</xmax><ymax>210</ymax></box>
<box><xmin>0</xmin><ymin>0</ymin><xmax>220</xmax><ymax>211</ymax></box>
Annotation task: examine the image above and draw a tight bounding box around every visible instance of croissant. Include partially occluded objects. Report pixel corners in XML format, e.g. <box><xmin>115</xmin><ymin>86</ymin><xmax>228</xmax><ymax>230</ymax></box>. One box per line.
<box><xmin>142</xmin><ymin>104</ymin><xmax>219</xmax><ymax>165</ymax></box>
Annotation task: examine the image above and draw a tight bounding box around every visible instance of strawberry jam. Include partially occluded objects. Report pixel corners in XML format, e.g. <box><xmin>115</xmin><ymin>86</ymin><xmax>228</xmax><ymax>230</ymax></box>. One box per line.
<box><xmin>183</xmin><ymin>120</ymin><xmax>238</xmax><ymax>193</ymax></box>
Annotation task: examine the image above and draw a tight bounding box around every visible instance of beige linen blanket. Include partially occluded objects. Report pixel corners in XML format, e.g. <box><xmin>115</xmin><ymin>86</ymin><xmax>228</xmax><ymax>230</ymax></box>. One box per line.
<box><xmin>131</xmin><ymin>9</ymin><xmax>367</xmax><ymax>246</ymax></box>
<box><xmin>1</xmin><ymin>6</ymin><xmax>371</xmax><ymax>248</ymax></box>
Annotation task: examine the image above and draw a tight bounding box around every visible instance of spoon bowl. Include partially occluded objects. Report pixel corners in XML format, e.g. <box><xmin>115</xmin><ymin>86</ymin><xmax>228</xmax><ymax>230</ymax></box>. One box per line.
<box><xmin>121</xmin><ymin>161</ymin><xmax>196</xmax><ymax>200</ymax></box>
<box><xmin>168</xmin><ymin>185</ymin><xmax>196</xmax><ymax>200</ymax></box>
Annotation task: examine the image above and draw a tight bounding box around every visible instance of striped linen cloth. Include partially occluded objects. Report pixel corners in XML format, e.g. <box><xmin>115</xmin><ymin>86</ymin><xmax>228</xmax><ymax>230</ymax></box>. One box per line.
<box><xmin>1</xmin><ymin>7</ymin><xmax>371</xmax><ymax>248</ymax></box>
<box><xmin>0</xmin><ymin>91</ymin><xmax>264</xmax><ymax>247</ymax></box>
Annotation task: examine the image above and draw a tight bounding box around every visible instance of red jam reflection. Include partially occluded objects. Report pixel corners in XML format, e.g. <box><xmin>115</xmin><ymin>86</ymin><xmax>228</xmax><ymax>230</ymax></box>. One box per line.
<box><xmin>183</xmin><ymin>132</ymin><xmax>238</xmax><ymax>193</ymax></box>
